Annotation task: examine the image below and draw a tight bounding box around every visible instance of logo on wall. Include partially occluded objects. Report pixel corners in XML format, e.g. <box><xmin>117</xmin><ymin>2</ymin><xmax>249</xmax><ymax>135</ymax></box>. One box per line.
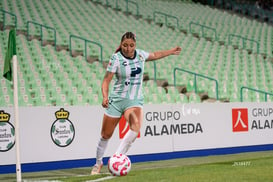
<box><xmin>51</xmin><ymin>108</ymin><xmax>75</xmax><ymax>147</ymax></box>
<box><xmin>232</xmin><ymin>108</ymin><xmax>248</xmax><ymax>132</ymax></box>
<box><xmin>119</xmin><ymin>115</ymin><xmax>140</xmax><ymax>139</ymax></box>
<box><xmin>0</xmin><ymin>110</ymin><xmax>15</xmax><ymax>152</ymax></box>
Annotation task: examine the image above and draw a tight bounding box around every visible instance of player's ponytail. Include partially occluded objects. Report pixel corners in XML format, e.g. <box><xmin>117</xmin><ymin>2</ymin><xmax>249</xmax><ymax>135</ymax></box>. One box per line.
<box><xmin>115</xmin><ymin>45</ymin><xmax>121</xmax><ymax>53</ymax></box>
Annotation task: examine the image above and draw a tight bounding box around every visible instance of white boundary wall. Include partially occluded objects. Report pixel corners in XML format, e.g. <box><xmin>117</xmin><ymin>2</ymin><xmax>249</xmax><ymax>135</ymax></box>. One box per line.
<box><xmin>0</xmin><ymin>102</ymin><xmax>273</xmax><ymax>167</ymax></box>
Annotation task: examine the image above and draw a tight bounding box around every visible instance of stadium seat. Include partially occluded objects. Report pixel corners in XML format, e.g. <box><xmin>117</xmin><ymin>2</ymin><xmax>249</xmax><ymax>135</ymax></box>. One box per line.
<box><xmin>0</xmin><ymin>0</ymin><xmax>272</xmax><ymax>106</ymax></box>
<box><xmin>189</xmin><ymin>93</ymin><xmax>201</xmax><ymax>103</ymax></box>
<box><xmin>175</xmin><ymin>93</ymin><xmax>189</xmax><ymax>104</ymax></box>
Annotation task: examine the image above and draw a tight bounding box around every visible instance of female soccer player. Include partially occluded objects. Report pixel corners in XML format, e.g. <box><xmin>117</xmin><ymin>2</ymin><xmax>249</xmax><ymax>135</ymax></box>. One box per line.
<box><xmin>91</xmin><ymin>32</ymin><xmax>181</xmax><ymax>174</ymax></box>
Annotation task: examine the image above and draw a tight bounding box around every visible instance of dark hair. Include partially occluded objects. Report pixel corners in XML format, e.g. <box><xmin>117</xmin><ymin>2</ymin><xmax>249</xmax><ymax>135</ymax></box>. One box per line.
<box><xmin>121</xmin><ymin>32</ymin><xmax>136</xmax><ymax>42</ymax></box>
<box><xmin>115</xmin><ymin>32</ymin><xmax>136</xmax><ymax>53</ymax></box>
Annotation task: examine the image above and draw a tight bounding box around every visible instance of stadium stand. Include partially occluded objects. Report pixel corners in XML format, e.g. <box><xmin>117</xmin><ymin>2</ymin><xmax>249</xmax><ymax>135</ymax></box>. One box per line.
<box><xmin>215</xmin><ymin>0</ymin><xmax>273</xmax><ymax>23</ymax></box>
<box><xmin>0</xmin><ymin>0</ymin><xmax>273</xmax><ymax>107</ymax></box>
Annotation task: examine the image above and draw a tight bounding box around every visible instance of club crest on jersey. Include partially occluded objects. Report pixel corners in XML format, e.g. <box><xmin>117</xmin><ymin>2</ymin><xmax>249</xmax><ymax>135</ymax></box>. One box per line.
<box><xmin>139</xmin><ymin>55</ymin><xmax>144</xmax><ymax>61</ymax></box>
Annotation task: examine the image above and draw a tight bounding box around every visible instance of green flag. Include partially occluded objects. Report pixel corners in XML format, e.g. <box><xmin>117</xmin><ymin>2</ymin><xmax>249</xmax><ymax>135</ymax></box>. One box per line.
<box><xmin>3</xmin><ymin>29</ymin><xmax>17</xmax><ymax>81</ymax></box>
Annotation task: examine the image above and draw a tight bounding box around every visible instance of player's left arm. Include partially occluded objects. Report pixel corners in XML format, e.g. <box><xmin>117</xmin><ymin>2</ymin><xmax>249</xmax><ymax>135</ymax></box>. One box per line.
<box><xmin>146</xmin><ymin>46</ymin><xmax>181</xmax><ymax>62</ymax></box>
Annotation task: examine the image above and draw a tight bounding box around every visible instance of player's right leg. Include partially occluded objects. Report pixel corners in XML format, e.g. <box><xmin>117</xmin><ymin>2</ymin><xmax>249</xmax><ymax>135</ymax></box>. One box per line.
<box><xmin>91</xmin><ymin>114</ymin><xmax>120</xmax><ymax>175</ymax></box>
<box><xmin>116</xmin><ymin>107</ymin><xmax>143</xmax><ymax>154</ymax></box>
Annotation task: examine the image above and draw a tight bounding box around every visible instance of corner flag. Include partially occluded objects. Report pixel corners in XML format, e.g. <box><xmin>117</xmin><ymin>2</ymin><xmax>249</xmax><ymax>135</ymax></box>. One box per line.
<box><xmin>3</xmin><ymin>29</ymin><xmax>16</xmax><ymax>81</ymax></box>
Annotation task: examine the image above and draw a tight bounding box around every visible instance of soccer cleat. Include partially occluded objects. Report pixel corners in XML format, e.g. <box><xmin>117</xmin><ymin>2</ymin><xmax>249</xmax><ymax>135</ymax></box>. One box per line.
<box><xmin>91</xmin><ymin>163</ymin><xmax>103</xmax><ymax>175</ymax></box>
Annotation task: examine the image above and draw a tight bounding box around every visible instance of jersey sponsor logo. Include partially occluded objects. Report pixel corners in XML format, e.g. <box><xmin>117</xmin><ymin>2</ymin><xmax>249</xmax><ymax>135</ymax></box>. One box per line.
<box><xmin>124</xmin><ymin>81</ymin><xmax>141</xmax><ymax>86</ymax></box>
<box><xmin>122</xmin><ymin>61</ymin><xmax>128</xmax><ymax>66</ymax></box>
<box><xmin>122</xmin><ymin>61</ymin><xmax>141</xmax><ymax>67</ymax></box>
<box><xmin>123</xmin><ymin>67</ymin><xmax>142</xmax><ymax>86</ymax></box>
<box><xmin>125</xmin><ymin>81</ymin><xmax>130</xmax><ymax>86</ymax></box>
<box><xmin>130</xmin><ymin>67</ymin><xmax>142</xmax><ymax>77</ymax></box>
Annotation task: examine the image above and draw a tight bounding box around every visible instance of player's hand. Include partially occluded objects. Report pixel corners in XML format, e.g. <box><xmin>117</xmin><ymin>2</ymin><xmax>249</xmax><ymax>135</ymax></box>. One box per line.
<box><xmin>102</xmin><ymin>97</ymin><xmax>109</xmax><ymax>108</ymax></box>
<box><xmin>172</xmin><ymin>46</ymin><xmax>182</xmax><ymax>55</ymax></box>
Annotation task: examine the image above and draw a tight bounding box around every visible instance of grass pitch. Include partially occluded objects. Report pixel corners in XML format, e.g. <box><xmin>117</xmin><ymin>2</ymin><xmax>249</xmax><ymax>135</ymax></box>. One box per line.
<box><xmin>1</xmin><ymin>150</ymin><xmax>273</xmax><ymax>182</ymax></box>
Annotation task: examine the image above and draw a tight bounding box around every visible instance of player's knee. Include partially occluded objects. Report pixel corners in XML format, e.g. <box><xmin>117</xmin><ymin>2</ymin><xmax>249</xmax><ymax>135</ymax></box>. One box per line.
<box><xmin>131</xmin><ymin>124</ymin><xmax>140</xmax><ymax>133</ymax></box>
<box><xmin>129</xmin><ymin>113</ymin><xmax>141</xmax><ymax>132</ymax></box>
<box><xmin>101</xmin><ymin>131</ymin><xmax>113</xmax><ymax>139</ymax></box>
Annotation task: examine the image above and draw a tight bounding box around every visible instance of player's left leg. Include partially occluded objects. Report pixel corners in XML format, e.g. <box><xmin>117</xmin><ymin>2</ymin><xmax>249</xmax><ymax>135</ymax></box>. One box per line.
<box><xmin>91</xmin><ymin>114</ymin><xmax>120</xmax><ymax>175</ymax></box>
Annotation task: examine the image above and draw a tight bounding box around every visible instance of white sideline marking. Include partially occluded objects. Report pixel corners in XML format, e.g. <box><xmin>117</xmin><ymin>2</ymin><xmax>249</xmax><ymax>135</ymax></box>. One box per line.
<box><xmin>23</xmin><ymin>180</ymin><xmax>62</xmax><ymax>182</ymax></box>
<box><xmin>87</xmin><ymin>175</ymin><xmax>116</xmax><ymax>182</ymax></box>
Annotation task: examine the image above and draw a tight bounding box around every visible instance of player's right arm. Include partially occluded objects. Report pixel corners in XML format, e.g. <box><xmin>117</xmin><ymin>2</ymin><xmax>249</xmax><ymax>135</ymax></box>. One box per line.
<box><xmin>101</xmin><ymin>71</ymin><xmax>114</xmax><ymax>108</ymax></box>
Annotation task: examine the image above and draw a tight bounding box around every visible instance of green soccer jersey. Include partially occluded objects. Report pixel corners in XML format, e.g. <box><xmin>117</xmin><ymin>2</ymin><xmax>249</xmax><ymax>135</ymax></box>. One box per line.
<box><xmin>106</xmin><ymin>49</ymin><xmax>149</xmax><ymax>100</ymax></box>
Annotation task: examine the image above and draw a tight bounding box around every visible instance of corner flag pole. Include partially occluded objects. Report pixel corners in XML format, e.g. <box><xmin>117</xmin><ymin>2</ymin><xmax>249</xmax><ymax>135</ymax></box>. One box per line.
<box><xmin>3</xmin><ymin>29</ymin><xmax>22</xmax><ymax>182</ymax></box>
<box><xmin>13</xmin><ymin>54</ymin><xmax>22</xmax><ymax>182</ymax></box>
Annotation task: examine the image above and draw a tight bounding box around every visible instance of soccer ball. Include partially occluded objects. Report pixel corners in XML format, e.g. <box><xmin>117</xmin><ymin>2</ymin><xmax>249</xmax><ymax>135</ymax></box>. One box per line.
<box><xmin>108</xmin><ymin>153</ymin><xmax>131</xmax><ymax>176</ymax></box>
